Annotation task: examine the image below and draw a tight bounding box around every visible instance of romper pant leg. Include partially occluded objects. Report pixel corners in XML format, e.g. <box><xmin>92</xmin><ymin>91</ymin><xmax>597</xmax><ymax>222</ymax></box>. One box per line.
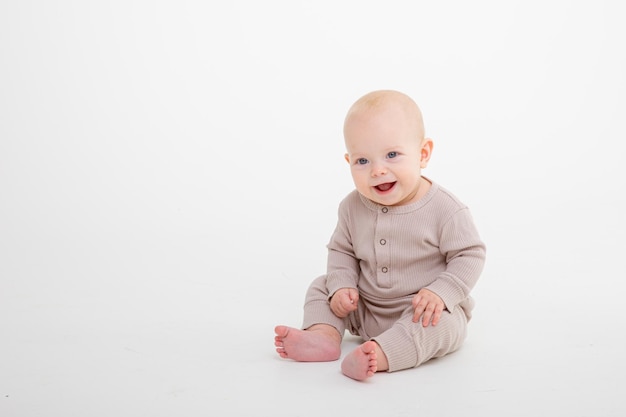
<box><xmin>371</xmin><ymin>306</ymin><xmax>469</xmax><ymax>372</ymax></box>
<box><xmin>301</xmin><ymin>275</ymin><xmax>347</xmax><ymax>336</ymax></box>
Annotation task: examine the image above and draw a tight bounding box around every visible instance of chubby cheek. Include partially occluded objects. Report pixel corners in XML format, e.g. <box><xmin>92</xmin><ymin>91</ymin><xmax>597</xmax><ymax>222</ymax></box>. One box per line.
<box><xmin>351</xmin><ymin>171</ymin><xmax>370</xmax><ymax>193</ymax></box>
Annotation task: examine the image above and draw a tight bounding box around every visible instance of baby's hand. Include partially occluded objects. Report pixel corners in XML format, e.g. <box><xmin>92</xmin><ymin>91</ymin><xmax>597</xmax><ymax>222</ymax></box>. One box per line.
<box><xmin>412</xmin><ymin>288</ymin><xmax>445</xmax><ymax>327</ymax></box>
<box><xmin>330</xmin><ymin>287</ymin><xmax>359</xmax><ymax>318</ymax></box>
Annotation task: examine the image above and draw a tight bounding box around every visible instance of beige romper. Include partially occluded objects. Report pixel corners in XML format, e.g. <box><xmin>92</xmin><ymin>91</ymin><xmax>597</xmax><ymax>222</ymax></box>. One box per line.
<box><xmin>302</xmin><ymin>180</ymin><xmax>486</xmax><ymax>372</ymax></box>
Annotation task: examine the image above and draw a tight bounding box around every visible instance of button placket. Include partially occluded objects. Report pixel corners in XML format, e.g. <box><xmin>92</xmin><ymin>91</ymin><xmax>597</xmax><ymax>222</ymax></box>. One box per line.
<box><xmin>375</xmin><ymin>206</ymin><xmax>391</xmax><ymax>286</ymax></box>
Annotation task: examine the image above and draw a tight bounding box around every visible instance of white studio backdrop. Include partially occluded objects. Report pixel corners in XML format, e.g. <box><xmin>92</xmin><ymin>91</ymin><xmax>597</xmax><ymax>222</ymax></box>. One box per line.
<box><xmin>1</xmin><ymin>1</ymin><xmax>625</xmax><ymax>415</ymax></box>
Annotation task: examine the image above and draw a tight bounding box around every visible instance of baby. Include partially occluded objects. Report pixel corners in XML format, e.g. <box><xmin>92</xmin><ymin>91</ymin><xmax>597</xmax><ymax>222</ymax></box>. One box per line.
<box><xmin>274</xmin><ymin>90</ymin><xmax>486</xmax><ymax>380</ymax></box>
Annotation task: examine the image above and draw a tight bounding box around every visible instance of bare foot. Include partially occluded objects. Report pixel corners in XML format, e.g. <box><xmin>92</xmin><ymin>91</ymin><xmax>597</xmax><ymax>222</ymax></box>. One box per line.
<box><xmin>341</xmin><ymin>341</ymin><xmax>379</xmax><ymax>381</ymax></box>
<box><xmin>274</xmin><ymin>325</ymin><xmax>341</xmax><ymax>362</ymax></box>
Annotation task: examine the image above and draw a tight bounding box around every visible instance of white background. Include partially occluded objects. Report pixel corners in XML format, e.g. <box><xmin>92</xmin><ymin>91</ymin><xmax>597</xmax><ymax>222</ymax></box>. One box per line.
<box><xmin>1</xmin><ymin>1</ymin><xmax>625</xmax><ymax>416</ymax></box>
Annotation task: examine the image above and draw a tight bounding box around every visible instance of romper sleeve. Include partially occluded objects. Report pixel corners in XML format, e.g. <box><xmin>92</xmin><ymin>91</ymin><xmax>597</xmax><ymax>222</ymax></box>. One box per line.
<box><xmin>425</xmin><ymin>207</ymin><xmax>486</xmax><ymax>312</ymax></box>
<box><xmin>324</xmin><ymin>199</ymin><xmax>360</xmax><ymax>299</ymax></box>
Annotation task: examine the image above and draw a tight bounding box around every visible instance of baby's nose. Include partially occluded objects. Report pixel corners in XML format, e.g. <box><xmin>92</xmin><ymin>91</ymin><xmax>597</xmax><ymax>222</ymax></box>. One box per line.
<box><xmin>371</xmin><ymin>163</ymin><xmax>387</xmax><ymax>177</ymax></box>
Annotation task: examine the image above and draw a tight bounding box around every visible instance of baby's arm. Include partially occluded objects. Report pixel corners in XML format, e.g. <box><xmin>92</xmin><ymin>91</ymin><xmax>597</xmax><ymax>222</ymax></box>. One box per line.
<box><xmin>426</xmin><ymin>208</ymin><xmax>486</xmax><ymax>314</ymax></box>
<box><xmin>330</xmin><ymin>287</ymin><xmax>359</xmax><ymax>318</ymax></box>
<box><xmin>325</xmin><ymin>200</ymin><xmax>361</xmax><ymax>299</ymax></box>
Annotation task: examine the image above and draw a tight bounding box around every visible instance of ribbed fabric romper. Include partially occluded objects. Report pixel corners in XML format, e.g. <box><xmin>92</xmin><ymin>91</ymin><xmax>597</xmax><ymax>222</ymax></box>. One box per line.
<box><xmin>302</xmin><ymin>179</ymin><xmax>486</xmax><ymax>372</ymax></box>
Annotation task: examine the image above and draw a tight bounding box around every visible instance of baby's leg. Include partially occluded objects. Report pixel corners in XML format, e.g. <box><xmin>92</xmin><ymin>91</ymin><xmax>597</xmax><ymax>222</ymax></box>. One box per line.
<box><xmin>341</xmin><ymin>340</ymin><xmax>388</xmax><ymax>381</ymax></box>
<box><xmin>274</xmin><ymin>324</ymin><xmax>341</xmax><ymax>362</ymax></box>
<box><xmin>373</xmin><ymin>307</ymin><xmax>468</xmax><ymax>372</ymax></box>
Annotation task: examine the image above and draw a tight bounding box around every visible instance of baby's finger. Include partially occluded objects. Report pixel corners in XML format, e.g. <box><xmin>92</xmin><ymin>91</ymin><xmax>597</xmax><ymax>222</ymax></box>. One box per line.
<box><xmin>412</xmin><ymin>294</ymin><xmax>422</xmax><ymax>309</ymax></box>
<box><xmin>342</xmin><ymin>296</ymin><xmax>354</xmax><ymax>312</ymax></box>
<box><xmin>412</xmin><ymin>305</ymin><xmax>424</xmax><ymax>323</ymax></box>
<box><xmin>346</xmin><ymin>299</ymin><xmax>357</xmax><ymax>313</ymax></box>
<box><xmin>421</xmin><ymin>306</ymin><xmax>435</xmax><ymax>327</ymax></box>
<box><xmin>431</xmin><ymin>304</ymin><xmax>444</xmax><ymax>326</ymax></box>
<box><xmin>350</xmin><ymin>291</ymin><xmax>359</xmax><ymax>305</ymax></box>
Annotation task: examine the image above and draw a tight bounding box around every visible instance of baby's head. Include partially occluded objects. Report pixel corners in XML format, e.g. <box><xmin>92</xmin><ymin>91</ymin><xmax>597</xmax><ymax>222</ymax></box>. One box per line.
<box><xmin>343</xmin><ymin>90</ymin><xmax>433</xmax><ymax>206</ymax></box>
<box><xmin>344</xmin><ymin>90</ymin><xmax>426</xmax><ymax>143</ymax></box>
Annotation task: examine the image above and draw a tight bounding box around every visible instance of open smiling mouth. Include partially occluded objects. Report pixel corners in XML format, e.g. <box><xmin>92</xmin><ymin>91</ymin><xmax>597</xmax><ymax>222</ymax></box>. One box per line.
<box><xmin>374</xmin><ymin>182</ymin><xmax>396</xmax><ymax>192</ymax></box>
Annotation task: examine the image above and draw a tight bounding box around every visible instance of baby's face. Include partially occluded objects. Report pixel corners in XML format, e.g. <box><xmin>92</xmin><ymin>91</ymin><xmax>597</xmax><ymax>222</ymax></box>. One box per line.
<box><xmin>344</xmin><ymin>105</ymin><xmax>430</xmax><ymax>206</ymax></box>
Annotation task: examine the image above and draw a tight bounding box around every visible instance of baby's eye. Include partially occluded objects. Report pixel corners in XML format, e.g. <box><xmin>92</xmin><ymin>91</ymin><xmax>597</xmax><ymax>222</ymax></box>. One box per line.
<box><xmin>357</xmin><ymin>158</ymin><xmax>368</xmax><ymax>165</ymax></box>
<box><xmin>387</xmin><ymin>151</ymin><xmax>398</xmax><ymax>159</ymax></box>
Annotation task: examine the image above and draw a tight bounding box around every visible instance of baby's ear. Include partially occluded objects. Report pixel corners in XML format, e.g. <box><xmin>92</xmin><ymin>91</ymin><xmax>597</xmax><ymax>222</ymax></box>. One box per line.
<box><xmin>344</xmin><ymin>153</ymin><xmax>350</xmax><ymax>164</ymax></box>
<box><xmin>420</xmin><ymin>138</ymin><xmax>434</xmax><ymax>168</ymax></box>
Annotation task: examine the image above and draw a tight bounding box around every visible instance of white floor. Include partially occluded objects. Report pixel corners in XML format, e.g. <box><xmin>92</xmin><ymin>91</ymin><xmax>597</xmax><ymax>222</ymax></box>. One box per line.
<box><xmin>1</xmin><ymin>207</ymin><xmax>625</xmax><ymax>417</ymax></box>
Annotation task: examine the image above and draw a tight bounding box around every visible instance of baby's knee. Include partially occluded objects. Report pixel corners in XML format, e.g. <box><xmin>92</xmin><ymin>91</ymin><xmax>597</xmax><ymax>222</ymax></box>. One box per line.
<box><xmin>304</xmin><ymin>275</ymin><xmax>331</xmax><ymax>302</ymax></box>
